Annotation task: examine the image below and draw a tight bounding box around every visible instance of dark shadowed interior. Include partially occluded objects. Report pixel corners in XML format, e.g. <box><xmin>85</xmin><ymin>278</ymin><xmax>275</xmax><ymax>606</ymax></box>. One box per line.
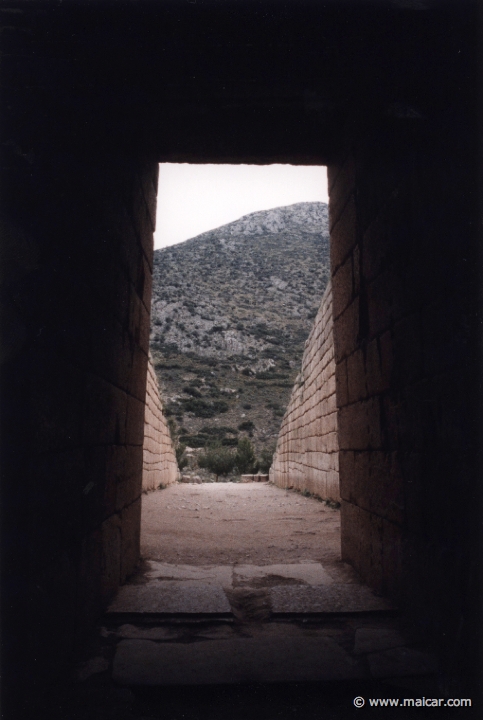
<box><xmin>1</xmin><ymin>0</ymin><xmax>480</xmax><ymax>716</ymax></box>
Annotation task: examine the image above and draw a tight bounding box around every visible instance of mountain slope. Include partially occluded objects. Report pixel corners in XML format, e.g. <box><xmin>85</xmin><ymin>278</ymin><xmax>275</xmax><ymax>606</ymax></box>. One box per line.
<box><xmin>150</xmin><ymin>201</ymin><xmax>330</xmax><ymax>456</ymax></box>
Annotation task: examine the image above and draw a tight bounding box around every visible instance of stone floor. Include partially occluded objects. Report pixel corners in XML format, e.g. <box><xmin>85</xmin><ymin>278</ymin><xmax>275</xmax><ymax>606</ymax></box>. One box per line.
<box><xmin>107</xmin><ymin>561</ymin><xmax>393</xmax><ymax>618</ymax></box>
<box><xmin>101</xmin><ymin>559</ymin><xmax>400</xmax><ymax>687</ymax></box>
<box><xmin>98</xmin><ymin>559</ymin><xmax>440</xmax><ymax>691</ymax></box>
<box><xmin>70</xmin><ymin>602</ymin><xmax>448</xmax><ymax>719</ymax></box>
<box><xmin>63</xmin><ymin>484</ymin><xmax>465</xmax><ymax>718</ymax></box>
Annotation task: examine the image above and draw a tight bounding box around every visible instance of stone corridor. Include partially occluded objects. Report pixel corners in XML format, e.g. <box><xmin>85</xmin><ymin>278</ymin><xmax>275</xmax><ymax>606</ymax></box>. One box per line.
<box><xmin>3</xmin><ymin>4</ymin><xmax>479</xmax><ymax>716</ymax></box>
<box><xmin>65</xmin><ymin>482</ymin><xmax>443</xmax><ymax>717</ymax></box>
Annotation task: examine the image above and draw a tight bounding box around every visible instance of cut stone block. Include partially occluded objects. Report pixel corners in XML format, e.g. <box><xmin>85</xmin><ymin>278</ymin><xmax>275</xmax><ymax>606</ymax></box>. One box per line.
<box><xmin>354</xmin><ymin>627</ymin><xmax>406</xmax><ymax>655</ymax></box>
<box><xmin>234</xmin><ymin>563</ymin><xmax>333</xmax><ymax>587</ymax></box>
<box><xmin>146</xmin><ymin>562</ymin><xmax>233</xmax><ymax>589</ymax></box>
<box><xmin>117</xmin><ymin>624</ymin><xmax>181</xmax><ymax>640</ymax></box>
<box><xmin>323</xmin><ymin>561</ymin><xmax>361</xmax><ymax>584</ymax></box>
<box><xmin>77</xmin><ymin>656</ymin><xmax>110</xmax><ymax>682</ymax></box>
<box><xmin>112</xmin><ymin>636</ymin><xmax>364</xmax><ymax>685</ymax></box>
<box><xmin>270</xmin><ymin>584</ymin><xmax>394</xmax><ymax>614</ymax></box>
<box><xmin>368</xmin><ymin>647</ymin><xmax>438</xmax><ymax>679</ymax></box>
<box><xmin>194</xmin><ymin>625</ymin><xmax>236</xmax><ymax>640</ymax></box>
<box><xmin>107</xmin><ymin>581</ymin><xmax>232</xmax><ymax>615</ymax></box>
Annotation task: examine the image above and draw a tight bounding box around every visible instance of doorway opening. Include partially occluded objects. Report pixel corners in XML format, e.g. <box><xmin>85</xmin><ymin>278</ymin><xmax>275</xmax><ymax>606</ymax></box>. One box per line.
<box><xmin>100</xmin><ymin>163</ymin><xmax>407</xmax><ymax>689</ymax></box>
<box><xmin>143</xmin><ymin>162</ymin><xmax>336</xmax><ymax>571</ymax></box>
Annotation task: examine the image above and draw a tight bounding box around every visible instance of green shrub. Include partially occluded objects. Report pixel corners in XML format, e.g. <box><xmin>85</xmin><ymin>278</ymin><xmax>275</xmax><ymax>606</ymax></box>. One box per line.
<box><xmin>238</xmin><ymin>420</ymin><xmax>255</xmax><ymax>432</ymax></box>
<box><xmin>155</xmin><ymin>362</ymin><xmax>181</xmax><ymax>370</ymax></box>
<box><xmin>179</xmin><ymin>435</ymin><xmax>208</xmax><ymax>448</ymax></box>
<box><xmin>183</xmin><ymin>386</ymin><xmax>202</xmax><ymax>398</ymax></box>
<box><xmin>235</xmin><ymin>437</ymin><xmax>258</xmax><ymax>475</ymax></box>
<box><xmin>181</xmin><ymin>398</ymin><xmax>228</xmax><ymax>418</ymax></box>
<box><xmin>258</xmin><ymin>448</ymin><xmax>274</xmax><ymax>473</ymax></box>
<box><xmin>200</xmin><ymin>426</ymin><xmax>238</xmax><ymax>437</ymax></box>
<box><xmin>261</xmin><ymin>348</ymin><xmax>279</xmax><ymax>359</ymax></box>
<box><xmin>198</xmin><ymin>442</ymin><xmax>236</xmax><ymax>481</ymax></box>
<box><xmin>213</xmin><ymin>400</ymin><xmax>229</xmax><ymax>414</ymax></box>
<box><xmin>256</xmin><ymin>372</ymin><xmax>289</xmax><ymax>380</ymax></box>
<box><xmin>221</xmin><ymin>437</ymin><xmax>238</xmax><ymax>447</ymax></box>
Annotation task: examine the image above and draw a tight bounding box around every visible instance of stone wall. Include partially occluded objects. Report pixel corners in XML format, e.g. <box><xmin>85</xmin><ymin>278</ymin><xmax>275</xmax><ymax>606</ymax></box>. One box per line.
<box><xmin>270</xmin><ymin>282</ymin><xmax>339</xmax><ymax>502</ymax></box>
<box><xmin>328</xmin><ymin>104</ymin><xmax>477</xmax><ymax>677</ymax></box>
<box><xmin>2</xmin><ymin>149</ymin><xmax>158</xmax><ymax>694</ymax></box>
<box><xmin>143</xmin><ymin>356</ymin><xmax>179</xmax><ymax>491</ymax></box>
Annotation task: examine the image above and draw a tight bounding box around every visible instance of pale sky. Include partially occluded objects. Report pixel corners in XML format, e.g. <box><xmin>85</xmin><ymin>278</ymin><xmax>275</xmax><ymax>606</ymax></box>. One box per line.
<box><xmin>154</xmin><ymin>164</ymin><xmax>328</xmax><ymax>249</ymax></box>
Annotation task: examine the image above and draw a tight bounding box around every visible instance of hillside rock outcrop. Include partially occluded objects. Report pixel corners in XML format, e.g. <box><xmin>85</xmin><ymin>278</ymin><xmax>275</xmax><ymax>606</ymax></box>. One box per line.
<box><xmin>150</xmin><ymin>202</ymin><xmax>330</xmax><ymax>454</ymax></box>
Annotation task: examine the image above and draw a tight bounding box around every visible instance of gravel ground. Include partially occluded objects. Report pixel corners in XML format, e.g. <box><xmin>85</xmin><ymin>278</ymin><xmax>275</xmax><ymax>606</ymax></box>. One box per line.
<box><xmin>141</xmin><ymin>482</ymin><xmax>348</xmax><ymax>574</ymax></box>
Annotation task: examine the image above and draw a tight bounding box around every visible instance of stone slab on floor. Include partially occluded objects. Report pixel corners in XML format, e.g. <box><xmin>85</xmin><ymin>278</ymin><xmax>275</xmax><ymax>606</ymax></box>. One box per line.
<box><xmin>368</xmin><ymin>647</ymin><xmax>438</xmax><ymax>679</ymax></box>
<box><xmin>354</xmin><ymin>628</ymin><xmax>406</xmax><ymax>655</ymax></box>
<box><xmin>270</xmin><ymin>584</ymin><xmax>394</xmax><ymax>614</ymax></box>
<box><xmin>112</xmin><ymin>636</ymin><xmax>365</xmax><ymax>686</ymax></box>
<box><xmin>114</xmin><ymin>624</ymin><xmax>182</xmax><ymax>640</ymax></box>
<box><xmin>145</xmin><ymin>562</ymin><xmax>233</xmax><ymax>589</ymax></box>
<box><xmin>107</xmin><ymin>581</ymin><xmax>232</xmax><ymax>615</ymax></box>
<box><xmin>234</xmin><ymin>563</ymin><xmax>333</xmax><ymax>587</ymax></box>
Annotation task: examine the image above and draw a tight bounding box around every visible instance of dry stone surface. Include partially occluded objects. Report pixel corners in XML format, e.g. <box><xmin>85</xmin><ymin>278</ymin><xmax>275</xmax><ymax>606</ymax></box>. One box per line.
<box><xmin>270</xmin><ymin>282</ymin><xmax>339</xmax><ymax>501</ymax></box>
<box><xmin>112</xmin><ymin>635</ymin><xmax>363</xmax><ymax>686</ymax></box>
<box><xmin>143</xmin><ymin>354</ymin><xmax>179</xmax><ymax>491</ymax></box>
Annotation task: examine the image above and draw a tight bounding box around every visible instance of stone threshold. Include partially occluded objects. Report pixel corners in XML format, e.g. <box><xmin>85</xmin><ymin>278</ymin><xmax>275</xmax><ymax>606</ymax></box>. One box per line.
<box><xmin>104</xmin><ymin>612</ymin><xmax>234</xmax><ymax>625</ymax></box>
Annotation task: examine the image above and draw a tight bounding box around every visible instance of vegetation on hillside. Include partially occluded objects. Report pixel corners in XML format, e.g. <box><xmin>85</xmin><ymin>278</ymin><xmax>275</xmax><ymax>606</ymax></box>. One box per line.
<box><xmin>150</xmin><ymin>202</ymin><xmax>330</xmax><ymax>464</ymax></box>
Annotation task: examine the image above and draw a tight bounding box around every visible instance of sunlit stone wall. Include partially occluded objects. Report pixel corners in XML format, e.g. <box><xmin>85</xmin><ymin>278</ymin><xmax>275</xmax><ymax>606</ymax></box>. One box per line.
<box><xmin>270</xmin><ymin>282</ymin><xmax>339</xmax><ymax>501</ymax></box>
<box><xmin>143</xmin><ymin>355</ymin><xmax>179</xmax><ymax>491</ymax></box>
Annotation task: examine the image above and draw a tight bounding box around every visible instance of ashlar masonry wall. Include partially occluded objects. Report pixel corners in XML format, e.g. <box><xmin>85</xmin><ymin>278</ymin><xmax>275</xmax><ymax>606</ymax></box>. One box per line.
<box><xmin>270</xmin><ymin>282</ymin><xmax>339</xmax><ymax>502</ymax></box>
<box><xmin>143</xmin><ymin>355</ymin><xmax>179</xmax><ymax>491</ymax></box>
<box><xmin>2</xmin><ymin>151</ymin><xmax>159</xmax><ymax>689</ymax></box>
<box><xmin>328</xmin><ymin>102</ymin><xmax>477</xmax><ymax>677</ymax></box>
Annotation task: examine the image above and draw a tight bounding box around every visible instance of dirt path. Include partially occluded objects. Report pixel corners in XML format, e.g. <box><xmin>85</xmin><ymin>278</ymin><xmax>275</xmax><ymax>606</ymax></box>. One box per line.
<box><xmin>141</xmin><ymin>482</ymin><xmax>344</xmax><ymax>571</ymax></box>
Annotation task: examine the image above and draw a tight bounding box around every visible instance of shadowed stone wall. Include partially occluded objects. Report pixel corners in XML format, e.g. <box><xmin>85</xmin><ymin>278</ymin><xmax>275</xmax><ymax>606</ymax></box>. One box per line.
<box><xmin>328</xmin><ymin>107</ymin><xmax>478</xmax><ymax>680</ymax></box>
<box><xmin>270</xmin><ymin>282</ymin><xmax>339</xmax><ymax>502</ymax></box>
<box><xmin>143</xmin><ymin>355</ymin><xmax>179</xmax><ymax>491</ymax></box>
<box><xmin>2</xmin><ymin>150</ymin><xmax>158</xmax><ymax>693</ymax></box>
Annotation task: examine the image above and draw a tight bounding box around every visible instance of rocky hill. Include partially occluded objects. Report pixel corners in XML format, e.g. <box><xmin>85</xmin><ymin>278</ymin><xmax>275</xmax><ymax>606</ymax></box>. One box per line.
<box><xmin>150</xmin><ymin>201</ymin><xmax>330</xmax><ymax>458</ymax></box>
